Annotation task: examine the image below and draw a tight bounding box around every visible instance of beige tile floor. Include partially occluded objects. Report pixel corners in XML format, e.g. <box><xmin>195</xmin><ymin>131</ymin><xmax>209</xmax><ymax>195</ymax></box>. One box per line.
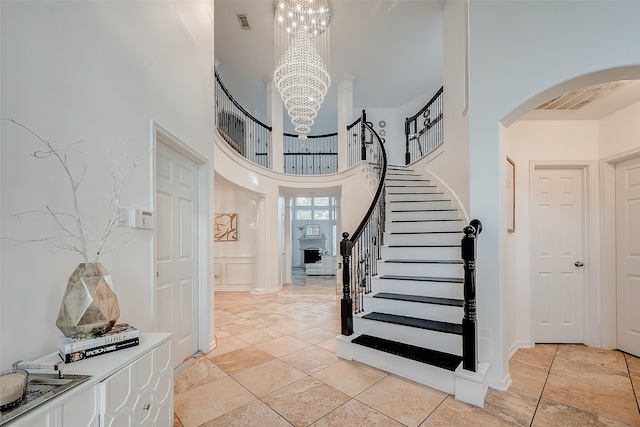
<box><xmin>173</xmin><ymin>271</ymin><xmax>640</xmax><ymax>427</ymax></box>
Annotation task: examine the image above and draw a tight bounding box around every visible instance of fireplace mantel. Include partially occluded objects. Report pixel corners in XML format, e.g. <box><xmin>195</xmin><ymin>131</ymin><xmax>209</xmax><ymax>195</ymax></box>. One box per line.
<box><xmin>299</xmin><ymin>235</ymin><xmax>326</xmax><ymax>251</ymax></box>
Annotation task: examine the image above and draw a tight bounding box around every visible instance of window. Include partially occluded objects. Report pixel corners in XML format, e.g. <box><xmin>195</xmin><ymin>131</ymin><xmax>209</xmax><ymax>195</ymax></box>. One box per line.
<box><xmin>296</xmin><ymin>210</ymin><xmax>312</xmax><ymax>220</ymax></box>
<box><xmin>313</xmin><ymin>197</ymin><xmax>330</xmax><ymax>206</ymax></box>
<box><xmin>314</xmin><ymin>210</ymin><xmax>330</xmax><ymax>220</ymax></box>
<box><xmin>296</xmin><ymin>197</ymin><xmax>312</xmax><ymax>206</ymax></box>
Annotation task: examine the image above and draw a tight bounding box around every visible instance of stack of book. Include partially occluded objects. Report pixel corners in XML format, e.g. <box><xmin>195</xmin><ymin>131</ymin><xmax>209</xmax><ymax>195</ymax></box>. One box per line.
<box><xmin>58</xmin><ymin>323</ymin><xmax>139</xmax><ymax>363</ymax></box>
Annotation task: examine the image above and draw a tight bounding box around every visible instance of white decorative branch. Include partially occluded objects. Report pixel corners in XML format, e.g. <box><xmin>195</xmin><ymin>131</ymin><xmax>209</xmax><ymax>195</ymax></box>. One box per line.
<box><xmin>2</xmin><ymin>118</ymin><xmax>146</xmax><ymax>263</ymax></box>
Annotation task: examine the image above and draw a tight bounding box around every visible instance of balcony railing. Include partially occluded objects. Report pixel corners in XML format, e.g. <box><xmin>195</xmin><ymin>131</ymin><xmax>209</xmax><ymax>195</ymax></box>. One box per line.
<box><xmin>347</xmin><ymin>117</ymin><xmax>363</xmax><ymax>169</ymax></box>
<box><xmin>283</xmin><ymin>132</ymin><xmax>338</xmax><ymax>175</ymax></box>
<box><xmin>215</xmin><ymin>70</ymin><xmax>272</xmax><ymax>168</ymax></box>
<box><xmin>404</xmin><ymin>86</ymin><xmax>443</xmax><ymax>165</ymax></box>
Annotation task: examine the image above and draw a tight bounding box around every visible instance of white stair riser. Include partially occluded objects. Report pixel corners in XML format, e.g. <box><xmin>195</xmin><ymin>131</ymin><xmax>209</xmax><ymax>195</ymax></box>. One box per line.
<box><xmin>386</xmin><ymin>173</ymin><xmax>420</xmax><ymax>178</ymax></box>
<box><xmin>385</xmin><ymin>233</ymin><xmax>462</xmax><ymax>246</ymax></box>
<box><xmin>372</xmin><ymin>278</ymin><xmax>464</xmax><ymax>300</ymax></box>
<box><xmin>387</xmin><ymin>220</ymin><xmax>465</xmax><ymax>233</ymax></box>
<box><xmin>389</xmin><ymin>210</ymin><xmax>459</xmax><ymax>221</ymax></box>
<box><xmin>378</xmin><ymin>261</ymin><xmax>464</xmax><ymax>278</ymax></box>
<box><xmin>387</xmin><ymin>200</ymin><xmax>451</xmax><ymax>211</ymax></box>
<box><xmin>354</xmin><ymin>316</ymin><xmax>462</xmax><ymax>356</ymax></box>
<box><xmin>348</xmin><ymin>340</ymin><xmax>456</xmax><ymax>394</ymax></box>
<box><xmin>386</xmin><ymin>192</ymin><xmax>445</xmax><ymax>202</ymax></box>
<box><xmin>385</xmin><ymin>185</ymin><xmax>438</xmax><ymax>194</ymax></box>
<box><xmin>364</xmin><ymin>295</ymin><xmax>463</xmax><ymax>323</ymax></box>
<box><xmin>385</xmin><ymin>176</ymin><xmax>430</xmax><ymax>182</ymax></box>
<box><xmin>381</xmin><ymin>245</ymin><xmax>460</xmax><ymax>260</ymax></box>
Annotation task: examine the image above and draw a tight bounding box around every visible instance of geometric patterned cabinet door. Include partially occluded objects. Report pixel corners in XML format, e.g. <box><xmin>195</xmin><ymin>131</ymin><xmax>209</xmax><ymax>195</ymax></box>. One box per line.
<box><xmin>101</xmin><ymin>340</ymin><xmax>173</xmax><ymax>427</ymax></box>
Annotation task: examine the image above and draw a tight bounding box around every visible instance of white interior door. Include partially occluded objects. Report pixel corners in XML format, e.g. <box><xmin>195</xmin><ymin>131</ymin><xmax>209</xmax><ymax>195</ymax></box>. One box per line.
<box><xmin>531</xmin><ymin>167</ymin><xmax>585</xmax><ymax>343</ymax></box>
<box><xmin>616</xmin><ymin>155</ymin><xmax>640</xmax><ymax>356</ymax></box>
<box><xmin>155</xmin><ymin>142</ymin><xmax>199</xmax><ymax>366</ymax></box>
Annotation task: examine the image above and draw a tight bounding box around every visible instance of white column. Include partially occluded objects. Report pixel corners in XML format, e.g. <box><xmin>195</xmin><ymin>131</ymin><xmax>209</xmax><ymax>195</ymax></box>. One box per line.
<box><xmin>284</xmin><ymin>197</ymin><xmax>293</xmax><ymax>284</ymax></box>
<box><xmin>252</xmin><ymin>192</ymin><xmax>282</xmax><ymax>294</ymax></box>
<box><xmin>266</xmin><ymin>78</ymin><xmax>284</xmax><ymax>172</ymax></box>
<box><xmin>252</xmin><ymin>194</ymin><xmax>267</xmax><ymax>294</ymax></box>
<box><xmin>337</xmin><ymin>74</ymin><xmax>354</xmax><ymax>172</ymax></box>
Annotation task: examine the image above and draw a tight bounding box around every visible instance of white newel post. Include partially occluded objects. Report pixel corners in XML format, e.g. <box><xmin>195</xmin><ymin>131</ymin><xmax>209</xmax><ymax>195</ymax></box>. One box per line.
<box><xmin>337</xmin><ymin>74</ymin><xmax>354</xmax><ymax>172</ymax></box>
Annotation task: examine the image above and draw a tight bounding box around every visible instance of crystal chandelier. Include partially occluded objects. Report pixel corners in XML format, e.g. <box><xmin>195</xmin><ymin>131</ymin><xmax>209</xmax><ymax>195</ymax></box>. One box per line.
<box><xmin>274</xmin><ymin>0</ymin><xmax>331</xmax><ymax>139</ymax></box>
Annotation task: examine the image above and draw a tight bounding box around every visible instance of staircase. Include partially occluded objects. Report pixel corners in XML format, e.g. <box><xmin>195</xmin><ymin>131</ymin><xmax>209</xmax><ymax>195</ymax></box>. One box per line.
<box><xmin>340</xmin><ymin>165</ymin><xmax>467</xmax><ymax>394</ymax></box>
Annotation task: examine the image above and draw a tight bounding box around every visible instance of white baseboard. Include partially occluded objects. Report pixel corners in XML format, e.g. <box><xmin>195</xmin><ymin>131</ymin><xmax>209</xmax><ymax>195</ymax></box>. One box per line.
<box><xmin>487</xmin><ymin>372</ymin><xmax>512</xmax><ymax>391</ymax></box>
<box><xmin>509</xmin><ymin>340</ymin><xmax>532</xmax><ymax>359</ymax></box>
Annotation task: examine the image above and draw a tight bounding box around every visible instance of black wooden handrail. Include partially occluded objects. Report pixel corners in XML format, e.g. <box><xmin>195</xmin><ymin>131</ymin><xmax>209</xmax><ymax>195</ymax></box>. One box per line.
<box><xmin>461</xmin><ymin>218</ymin><xmax>482</xmax><ymax>372</ymax></box>
<box><xmin>283</xmin><ymin>131</ymin><xmax>338</xmax><ymax>139</ymax></box>
<box><xmin>340</xmin><ymin>110</ymin><xmax>388</xmax><ymax>335</ymax></box>
<box><xmin>215</xmin><ymin>70</ymin><xmax>272</xmax><ymax>131</ymax></box>
<box><xmin>351</xmin><ymin>121</ymin><xmax>387</xmax><ymax>243</ymax></box>
<box><xmin>404</xmin><ymin>86</ymin><xmax>444</xmax><ymax>165</ymax></box>
<box><xmin>347</xmin><ymin>117</ymin><xmax>361</xmax><ymax>131</ymax></box>
<box><xmin>406</xmin><ymin>86</ymin><xmax>443</xmax><ymax>124</ymax></box>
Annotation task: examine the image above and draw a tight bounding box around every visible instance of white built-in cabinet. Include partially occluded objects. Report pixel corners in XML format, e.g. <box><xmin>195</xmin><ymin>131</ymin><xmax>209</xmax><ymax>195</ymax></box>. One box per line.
<box><xmin>7</xmin><ymin>334</ymin><xmax>172</xmax><ymax>427</ymax></box>
<box><xmin>101</xmin><ymin>337</ymin><xmax>173</xmax><ymax>426</ymax></box>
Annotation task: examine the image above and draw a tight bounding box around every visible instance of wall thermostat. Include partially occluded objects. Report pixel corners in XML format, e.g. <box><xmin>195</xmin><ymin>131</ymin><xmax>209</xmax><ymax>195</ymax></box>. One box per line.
<box><xmin>132</xmin><ymin>208</ymin><xmax>154</xmax><ymax>229</ymax></box>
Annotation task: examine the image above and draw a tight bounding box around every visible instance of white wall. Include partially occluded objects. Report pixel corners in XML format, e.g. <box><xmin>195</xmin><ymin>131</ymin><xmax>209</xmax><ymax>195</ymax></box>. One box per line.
<box><xmin>425</xmin><ymin>0</ymin><xmax>470</xmax><ymax>212</ymax></box>
<box><xmin>214</xmin><ymin>132</ymin><xmax>373</xmax><ymax>292</ymax></box>
<box><xmin>362</xmin><ymin>87</ymin><xmax>443</xmax><ymax>167</ymax></box>
<box><xmin>463</xmin><ymin>0</ymin><xmax>640</xmax><ymax>389</ymax></box>
<box><xmin>0</xmin><ymin>1</ymin><xmax>215</xmax><ymax>370</ymax></box>
<box><xmin>214</xmin><ymin>176</ymin><xmax>258</xmax><ymax>291</ymax></box>
<box><xmin>600</xmin><ymin>100</ymin><xmax>640</xmax><ymax>159</ymax></box>
<box><xmin>503</xmin><ymin>120</ymin><xmax>600</xmax><ymax>352</ymax></box>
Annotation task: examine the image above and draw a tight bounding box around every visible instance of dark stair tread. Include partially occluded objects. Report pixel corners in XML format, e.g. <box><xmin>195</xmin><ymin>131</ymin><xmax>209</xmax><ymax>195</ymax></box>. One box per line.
<box><xmin>379</xmin><ymin>275</ymin><xmax>463</xmax><ymax>283</ymax></box>
<box><xmin>391</xmin><ymin>209</ymin><xmax>457</xmax><ymax>212</ymax></box>
<box><xmin>387</xmin><ymin>244</ymin><xmax>460</xmax><ymax>248</ymax></box>
<box><xmin>362</xmin><ymin>312</ymin><xmax>463</xmax><ymax>335</ymax></box>
<box><xmin>374</xmin><ymin>292</ymin><xmax>463</xmax><ymax>307</ymax></box>
<box><xmin>386</xmin><ymin>185</ymin><xmax>437</xmax><ymax>188</ymax></box>
<box><xmin>389</xmin><ymin>199</ymin><xmax>450</xmax><ymax>203</ymax></box>
<box><xmin>386</xmin><ymin>180</ymin><xmax>432</xmax><ymax>183</ymax></box>
<box><xmin>391</xmin><ymin>219</ymin><xmax>463</xmax><ymax>223</ymax></box>
<box><xmin>387</xmin><ymin>193</ymin><xmax>445</xmax><ymax>196</ymax></box>
<box><xmin>385</xmin><ymin>259</ymin><xmax>463</xmax><ymax>265</ymax></box>
<box><xmin>389</xmin><ymin>231</ymin><xmax>462</xmax><ymax>235</ymax></box>
<box><xmin>352</xmin><ymin>334</ymin><xmax>462</xmax><ymax>371</ymax></box>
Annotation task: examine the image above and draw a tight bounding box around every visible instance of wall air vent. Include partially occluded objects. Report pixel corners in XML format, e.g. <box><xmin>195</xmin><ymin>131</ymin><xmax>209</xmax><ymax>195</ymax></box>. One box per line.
<box><xmin>535</xmin><ymin>81</ymin><xmax>631</xmax><ymax>110</ymax></box>
<box><xmin>237</xmin><ymin>14</ymin><xmax>251</xmax><ymax>30</ymax></box>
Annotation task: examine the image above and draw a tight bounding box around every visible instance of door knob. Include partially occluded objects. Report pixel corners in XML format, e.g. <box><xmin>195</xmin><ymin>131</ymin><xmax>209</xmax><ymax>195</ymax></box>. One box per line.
<box><xmin>575</xmin><ymin>261</ymin><xmax>584</xmax><ymax>267</ymax></box>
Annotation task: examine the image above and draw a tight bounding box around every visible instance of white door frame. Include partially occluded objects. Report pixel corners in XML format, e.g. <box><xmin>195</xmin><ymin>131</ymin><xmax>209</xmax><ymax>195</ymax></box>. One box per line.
<box><xmin>601</xmin><ymin>147</ymin><xmax>640</xmax><ymax>350</ymax></box>
<box><xmin>152</xmin><ymin>122</ymin><xmax>213</xmax><ymax>352</ymax></box>
<box><xmin>529</xmin><ymin>161</ymin><xmax>599</xmax><ymax>347</ymax></box>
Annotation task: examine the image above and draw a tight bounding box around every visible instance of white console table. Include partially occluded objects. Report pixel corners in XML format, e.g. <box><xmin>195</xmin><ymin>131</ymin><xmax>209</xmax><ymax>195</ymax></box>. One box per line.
<box><xmin>6</xmin><ymin>333</ymin><xmax>173</xmax><ymax>426</ymax></box>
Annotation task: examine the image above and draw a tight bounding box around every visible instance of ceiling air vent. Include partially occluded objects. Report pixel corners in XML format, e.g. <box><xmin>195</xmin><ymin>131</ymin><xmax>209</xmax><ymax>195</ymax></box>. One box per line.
<box><xmin>535</xmin><ymin>81</ymin><xmax>631</xmax><ymax>111</ymax></box>
<box><xmin>237</xmin><ymin>14</ymin><xmax>251</xmax><ymax>30</ymax></box>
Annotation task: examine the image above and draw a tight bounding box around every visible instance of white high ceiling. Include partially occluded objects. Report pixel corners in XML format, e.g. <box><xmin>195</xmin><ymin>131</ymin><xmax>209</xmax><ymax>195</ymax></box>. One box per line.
<box><xmin>214</xmin><ymin>1</ymin><xmax>640</xmax><ymax>134</ymax></box>
<box><xmin>214</xmin><ymin>0</ymin><xmax>445</xmax><ymax>134</ymax></box>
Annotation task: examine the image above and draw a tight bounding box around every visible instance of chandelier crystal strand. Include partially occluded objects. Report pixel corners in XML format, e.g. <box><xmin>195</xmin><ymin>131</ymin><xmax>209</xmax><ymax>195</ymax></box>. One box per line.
<box><xmin>274</xmin><ymin>0</ymin><xmax>331</xmax><ymax>140</ymax></box>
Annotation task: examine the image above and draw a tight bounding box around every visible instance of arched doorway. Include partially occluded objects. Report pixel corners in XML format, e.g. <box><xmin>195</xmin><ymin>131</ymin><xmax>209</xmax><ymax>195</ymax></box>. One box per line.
<box><xmin>501</xmin><ymin>69</ymin><xmax>640</xmax><ymax>355</ymax></box>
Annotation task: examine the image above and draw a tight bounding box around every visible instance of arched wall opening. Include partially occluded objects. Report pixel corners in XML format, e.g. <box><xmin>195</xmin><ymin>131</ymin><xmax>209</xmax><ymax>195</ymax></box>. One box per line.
<box><xmin>500</xmin><ymin>68</ymin><xmax>640</xmax><ymax>358</ymax></box>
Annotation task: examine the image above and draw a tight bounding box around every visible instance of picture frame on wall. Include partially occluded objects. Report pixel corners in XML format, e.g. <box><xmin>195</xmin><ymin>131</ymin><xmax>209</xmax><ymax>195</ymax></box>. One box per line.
<box><xmin>507</xmin><ymin>157</ymin><xmax>515</xmax><ymax>233</ymax></box>
<box><xmin>214</xmin><ymin>213</ymin><xmax>238</xmax><ymax>241</ymax></box>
